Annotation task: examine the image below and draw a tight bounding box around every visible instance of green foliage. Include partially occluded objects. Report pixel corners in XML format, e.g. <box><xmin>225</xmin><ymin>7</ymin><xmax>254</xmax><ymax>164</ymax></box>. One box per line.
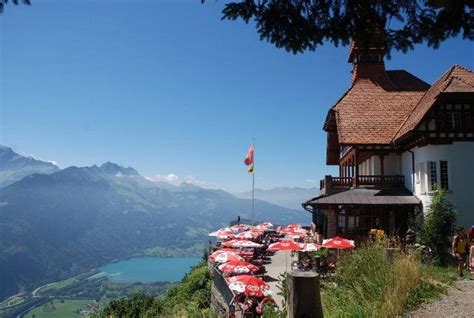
<box><xmin>322</xmin><ymin>243</ymin><xmax>455</xmax><ymax>318</ymax></box>
<box><xmin>420</xmin><ymin>186</ymin><xmax>457</xmax><ymax>266</ymax></box>
<box><xmin>275</xmin><ymin>272</ymin><xmax>288</xmax><ymax>315</ymax></box>
<box><xmin>25</xmin><ymin>299</ymin><xmax>91</xmax><ymax>318</ymax></box>
<box><xmin>93</xmin><ymin>260</ymin><xmax>213</xmax><ymax>317</ymax></box>
<box><xmin>311</xmin><ymin>248</ymin><xmax>329</xmax><ymax>259</ymax></box>
<box><xmin>261</xmin><ymin>303</ymin><xmax>286</xmax><ymax>318</ymax></box>
<box><xmin>212</xmin><ymin>1</ymin><xmax>473</xmax><ymax>55</ymax></box>
<box><xmin>0</xmin><ymin>1</ymin><xmax>31</xmax><ymax>14</ymax></box>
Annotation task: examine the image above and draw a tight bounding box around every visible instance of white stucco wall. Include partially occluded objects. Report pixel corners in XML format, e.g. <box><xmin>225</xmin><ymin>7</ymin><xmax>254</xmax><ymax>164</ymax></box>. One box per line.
<box><xmin>359</xmin><ymin>153</ymin><xmax>400</xmax><ymax>175</ymax></box>
<box><xmin>401</xmin><ymin>142</ymin><xmax>474</xmax><ymax>228</ymax></box>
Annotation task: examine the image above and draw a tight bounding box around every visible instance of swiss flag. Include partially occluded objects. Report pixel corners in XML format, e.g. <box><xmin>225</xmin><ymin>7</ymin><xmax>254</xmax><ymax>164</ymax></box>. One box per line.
<box><xmin>244</xmin><ymin>144</ymin><xmax>254</xmax><ymax>166</ymax></box>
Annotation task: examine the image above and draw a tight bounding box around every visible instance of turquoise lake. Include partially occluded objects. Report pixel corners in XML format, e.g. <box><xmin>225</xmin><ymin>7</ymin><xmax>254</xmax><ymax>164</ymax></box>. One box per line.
<box><xmin>99</xmin><ymin>257</ymin><xmax>201</xmax><ymax>283</ymax></box>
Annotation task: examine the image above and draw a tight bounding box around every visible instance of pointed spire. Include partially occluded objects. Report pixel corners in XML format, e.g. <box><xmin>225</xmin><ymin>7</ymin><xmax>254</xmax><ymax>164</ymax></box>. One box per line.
<box><xmin>348</xmin><ymin>28</ymin><xmax>394</xmax><ymax>89</ymax></box>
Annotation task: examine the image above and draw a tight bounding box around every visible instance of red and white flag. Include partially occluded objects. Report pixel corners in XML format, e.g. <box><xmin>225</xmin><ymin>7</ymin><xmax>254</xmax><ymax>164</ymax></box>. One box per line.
<box><xmin>244</xmin><ymin>144</ymin><xmax>254</xmax><ymax>166</ymax></box>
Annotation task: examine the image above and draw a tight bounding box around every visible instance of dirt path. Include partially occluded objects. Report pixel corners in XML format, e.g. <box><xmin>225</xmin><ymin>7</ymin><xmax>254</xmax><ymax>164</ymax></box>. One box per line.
<box><xmin>406</xmin><ymin>278</ymin><xmax>474</xmax><ymax>318</ymax></box>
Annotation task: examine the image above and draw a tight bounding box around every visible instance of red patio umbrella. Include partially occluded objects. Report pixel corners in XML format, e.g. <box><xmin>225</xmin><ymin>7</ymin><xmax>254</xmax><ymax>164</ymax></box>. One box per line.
<box><xmin>322</xmin><ymin>236</ymin><xmax>355</xmax><ymax>249</ymax></box>
<box><xmin>287</xmin><ymin>223</ymin><xmax>301</xmax><ymax>228</ymax></box>
<box><xmin>279</xmin><ymin>227</ymin><xmax>308</xmax><ymax>236</ymax></box>
<box><xmin>209</xmin><ymin>250</ymin><xmax>244</xmax><ymax>263</ymax></box>
<box><xmin>299</xmin><ymin>243</ymin><xmax>321</xmax><ymax>252</ymax></box>
<box><xmin>218</xmin><ymin>260</ymin><xmax>259</xmax><ymax>275</ymax></box>
<box><xmin>268</xmin><ymin>240</ymin><xmax>302</xmax><ymax>251</ymax></box>
<box><xmin>208</xmin><ymin>227</ymin><xmax>235</xmax><ymax>240</ymax></box>
<box><xmin>260</xmin><ymin>222</ymin><xmax>274</xmax><ymax>228</ymax></box>
<box><xmin>226</xmin><ymin>275</ymin><xmax>272</xmax><ymax>297</ymax></box>
<box><xmin>230</xmin><ymin>224</ymin><xmax>251</xmax><ymax>233</ymax></box>
<box><xmin>251</xmin><ymin>227</ymin><xmax>265</xmax><ymax>234</ymax></box>
<box><xmin>235</xmin><ymin>231</ymin><xmax>259</xmax><ymax>240</ymax></box>
<box><xmin>222</xmin><ymin>239</ymin><xmax>263</xmax><ymax>248</ymax></box>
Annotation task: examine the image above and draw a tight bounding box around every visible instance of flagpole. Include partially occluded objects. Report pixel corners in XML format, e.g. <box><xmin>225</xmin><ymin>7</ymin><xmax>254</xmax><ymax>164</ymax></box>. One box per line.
<box><xmin>252</xmin><ymin>138</ymin><xmax>255</xmax><ymax>226</ymax></box>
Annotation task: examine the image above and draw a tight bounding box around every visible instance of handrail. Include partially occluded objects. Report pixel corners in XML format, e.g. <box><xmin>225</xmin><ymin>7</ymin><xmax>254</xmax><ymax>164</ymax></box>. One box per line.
<box><xmin>213</xmin><ymin>267</ymin><xmax>236</xmax><ymax>306</ymax></box>
<box><xmin>320</xmin><ymin>175</ymin><xmax>405</xmax><ymax>191</ymax></box>
<box><xmin>358</xmin><ymin>175</ymin><xmax>404</xmax><ymax>186</ymax></box>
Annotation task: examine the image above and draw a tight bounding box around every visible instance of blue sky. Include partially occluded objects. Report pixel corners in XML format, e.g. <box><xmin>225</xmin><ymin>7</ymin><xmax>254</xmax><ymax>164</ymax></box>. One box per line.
<box><xmin>1</xmin><ymin>1</ymin><xmax>473</xmax><ymax>192</ymax></box>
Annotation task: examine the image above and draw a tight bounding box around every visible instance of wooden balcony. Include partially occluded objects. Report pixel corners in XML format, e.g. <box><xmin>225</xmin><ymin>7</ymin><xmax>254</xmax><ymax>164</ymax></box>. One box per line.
<box><xmin>320</xmin><ymin>175</ymin><xmax>405</xmax><ymax>195</ymax></box>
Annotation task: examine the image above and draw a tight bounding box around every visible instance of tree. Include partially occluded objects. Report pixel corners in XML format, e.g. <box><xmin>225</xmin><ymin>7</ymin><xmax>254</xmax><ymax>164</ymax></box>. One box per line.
<box><xmin>0</xmin><ymin>0</ymin><xmax>30</xmax><ymax>13</ymax></box>
<box><xmin>420</xmin><ymin>186</ymin><xmax>457</xmax><ymax>266</ymax></box>
<box><xmin>207</xmin><ymin>0</ymin><xmax>473</xmax><ymax>55</ymax></box>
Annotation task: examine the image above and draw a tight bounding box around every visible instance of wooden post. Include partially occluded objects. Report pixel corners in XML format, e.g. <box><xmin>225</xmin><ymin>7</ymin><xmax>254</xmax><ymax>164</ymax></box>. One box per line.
<box><xmin>287</xmin><ymin>271</ymin><xmax>324</xmax><ymax>318</ymax></box>
<box><xmin>323</xmin><ymin>175</ymin><xmax>333</xmax><ymax>195</ymax></box>
<box><xmin>379</xmin><ymin>154</ymin><xmax>385</xmax><ymax>177</ymax></box>
<box><xmin>354</xmin><ymin>150</ymin><xmax>359</xmax><ymax>187</ymax></box>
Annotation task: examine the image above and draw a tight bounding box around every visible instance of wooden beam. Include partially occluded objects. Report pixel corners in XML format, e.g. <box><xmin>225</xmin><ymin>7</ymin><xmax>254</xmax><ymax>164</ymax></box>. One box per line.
<box><xmin>379</xmin><ymin>154</ymin><xmax>385</xmax><ymax>176</ymax></box>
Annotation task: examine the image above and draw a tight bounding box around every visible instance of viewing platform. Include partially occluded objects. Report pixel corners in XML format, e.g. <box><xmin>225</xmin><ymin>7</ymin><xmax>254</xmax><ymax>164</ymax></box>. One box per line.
<box><xmin>320</xmin><ymin>175</ymin><xmax>405</xmax><ymax>195</ymax></box>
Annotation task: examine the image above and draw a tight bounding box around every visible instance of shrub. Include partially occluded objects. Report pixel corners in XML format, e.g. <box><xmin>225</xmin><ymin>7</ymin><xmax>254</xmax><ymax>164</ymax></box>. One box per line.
<box><xmin>322</xmin><ymin>243</ymin><xmax>454</xmax><ymax>318</ymax></box>
<box><xmin>419</xmin><ymin>186</ymin><xmax>457</xmax><ymax>266</ymax></box>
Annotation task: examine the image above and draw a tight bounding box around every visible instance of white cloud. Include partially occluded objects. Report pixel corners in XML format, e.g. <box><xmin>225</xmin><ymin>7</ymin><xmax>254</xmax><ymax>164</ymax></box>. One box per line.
<box><xmin>183</xmin><ymin>175</ymin><xmax>206</xmax><ymax>186</ymax></box>
<box><xmin>305</xmin><ymin>179</ymin><xmax>316</xmax><ymax>184</ymax></box>
<box><xmin>48</xmin><ymin>160</ymin><xmax>60</xmax><ymax>167</ymax></box>
<box><xmin>147</xmin><ymin>173</ymin><xmax>181</xmax><ymax>186</ymax></box>
<box><xmin>26</xmin><ymin>153</ymin><xmax>60</xmax><ymax>168</ymax></box>
<box><xmin>146</xmin><ymin>173</ymin><xmax>212</xmax><ymax>188</ymax></box>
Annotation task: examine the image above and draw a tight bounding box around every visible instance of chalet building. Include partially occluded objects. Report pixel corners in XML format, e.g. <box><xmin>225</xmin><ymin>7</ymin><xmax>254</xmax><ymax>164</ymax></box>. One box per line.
<box><xmin>303</xmin><ymin>41</ymin><xmax>474</xmax><ymax>239</ymax></box>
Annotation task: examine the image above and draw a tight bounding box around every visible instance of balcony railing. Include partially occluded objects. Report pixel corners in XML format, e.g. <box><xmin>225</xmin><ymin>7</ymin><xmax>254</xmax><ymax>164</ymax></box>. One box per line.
<box><xmin>358</xmin><ymin>175</ymin><xmax>405</xmax><ymax>186</ymax></box>
<box><xmin>320</xmin><ymin>177</ymin><xmax>352</xmax><ymax>190</ymax></box>
<box><xmin>213</xmin><ymin>267</ymin><xmax>236</xmax><ymax>306</ymax></box>
<box><xmin>320</xmin><ymin>175</ymin><xmax>405</xmax><ymax>194</ymax></box>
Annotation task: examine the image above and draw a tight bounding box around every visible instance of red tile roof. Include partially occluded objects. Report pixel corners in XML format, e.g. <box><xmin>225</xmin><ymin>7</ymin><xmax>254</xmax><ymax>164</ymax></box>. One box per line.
<box><xmin>393</xmin><ymin>65</ymin><xmax>474</xmax><ymax>141</ymax></box>
<box><xmin>326</xmin><ymin>64</ymin><xmax>473</xmax><ymax>145</ymax></box>
<box><xmin>329</xmin><ymin>63</ymin><xmax>428</xmax><ymax>145</ymax></box>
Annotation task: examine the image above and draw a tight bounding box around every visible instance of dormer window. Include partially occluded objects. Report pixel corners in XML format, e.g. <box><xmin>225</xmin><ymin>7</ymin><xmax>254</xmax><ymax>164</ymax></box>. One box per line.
<box><xmin>438</xmin><ymin>103</ymin><xmax>473</xmax><ymax>131</ymax></box>
<box><xmin>447</xmin><ymin>112</ymin><xmax>462</xmax><ymax>130</ymax></box>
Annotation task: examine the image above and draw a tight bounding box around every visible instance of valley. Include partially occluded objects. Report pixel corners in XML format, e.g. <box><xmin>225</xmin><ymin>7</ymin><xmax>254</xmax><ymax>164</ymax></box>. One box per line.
<box><xmin>1</xmin><ymin>255</ymin><xmax>200</xmax><ymax>318</ymax></box>
<box><xmin>0</xmin><ymin>146</ymin><xmax>308</xmax><ymax>308</ymax></box>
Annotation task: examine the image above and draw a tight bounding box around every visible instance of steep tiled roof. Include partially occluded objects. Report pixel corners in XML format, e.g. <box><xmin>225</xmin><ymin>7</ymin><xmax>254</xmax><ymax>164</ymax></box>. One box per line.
<box><xmin>394</xmin><ymin>65</ymin><xmax>474</xmax><ymax>141</ymax></box>
<box><xmin>330</xmin><ymin>64</ymin><xmax>428</xmax><ymax>145</ymax></box>
<box><xmin>386</xmin><ymin>70</ymin><xmax>432</xmax><ymax>91</ymax></box>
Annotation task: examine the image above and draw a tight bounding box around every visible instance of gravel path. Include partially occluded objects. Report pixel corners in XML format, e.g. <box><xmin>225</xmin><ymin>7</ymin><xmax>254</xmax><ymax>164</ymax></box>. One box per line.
<box><xmin>406</xmin><ymin>278</ymin><xmax>474</xmax><ymax>318</ymax></box>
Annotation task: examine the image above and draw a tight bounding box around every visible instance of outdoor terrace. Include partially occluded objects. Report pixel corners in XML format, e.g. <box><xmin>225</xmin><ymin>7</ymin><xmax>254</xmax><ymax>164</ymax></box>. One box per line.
<box><xmin>320</xmin><ymin>175</ymin><xmax>405</xmax><ymax>195</ymax></box>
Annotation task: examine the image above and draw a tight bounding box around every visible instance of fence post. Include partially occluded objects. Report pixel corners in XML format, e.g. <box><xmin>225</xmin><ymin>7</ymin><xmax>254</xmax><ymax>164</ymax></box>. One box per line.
<box><xmin>286</xmin><ymin>271</ymin><xmax>324</xmax><ymax>318</ymax></box>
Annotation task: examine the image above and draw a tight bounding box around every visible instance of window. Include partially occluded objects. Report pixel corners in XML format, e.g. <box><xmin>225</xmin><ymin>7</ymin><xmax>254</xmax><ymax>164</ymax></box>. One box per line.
<box><xmin>415</xmin><ymin>163</ymin><xmax>421</xmax><ymax>184</ymax></box>
<box><xmin>444</xmin><ymin>112</ymin><xmax>464</xmax><ymax>131</ymax></box>
<box><xmin>338</xmin><ymin>214</ymin><xmax>346</xmax><ymax>233</ymax></box>
<box><xmin>440</xmin><ymin>161</ymin><xmax>449</xmax><ymax>190</ymax></box>
<box><xmin>428</xmin><ymin>161</ymin><xmax>437</xmax><ymax>191</ymax></box>
<box><xmin>464</xmin><ymin>112</ymin><xmax>472</xmax><ymax>130</ymax></box>
<box><xmin>438</xmin><ymin>103</ymin><xmax>474</xmax><ymax>131</ymax></box>
<box><xmin>347</xmin><ymin>216</ymin><xmax>360</xmax><ymax>232</ymax></box>
<box><xmin>416</xmin><ymin>162</ymin><xmax>426</xmax><ymax>193</ymax></box>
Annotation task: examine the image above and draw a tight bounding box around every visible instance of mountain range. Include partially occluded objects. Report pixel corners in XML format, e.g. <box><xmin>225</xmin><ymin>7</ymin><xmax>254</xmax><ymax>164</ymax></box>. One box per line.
<box><xmin>0</xmin><ymin>146</ymin><xmax>308</xmax><ymax>300</ymax></box>
<box><xmin>0</xmin><ymin>146</ymin><xmax>59</xmax><ymax>188</ymax></box>
<box><xmin>236</xmin><ymin>186</ymin><xmax>318</xmax><ymax>210</ymax></box>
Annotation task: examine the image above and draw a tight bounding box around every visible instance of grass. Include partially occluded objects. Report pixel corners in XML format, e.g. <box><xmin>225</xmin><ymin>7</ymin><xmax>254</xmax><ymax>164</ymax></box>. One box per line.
<box><xmin>37</xmin><ymin>278</ymin><xmax>78</xmax><ymax>294</ymax></box>
<box><xmin>24</xmin><ymin>299</ymin><xmax>92</xmax><ymax>318</ymax></box>
<box><xmin>321</xmin><ymin>244</ymin><xmax>458</xmax><ymax>318</ymax></box>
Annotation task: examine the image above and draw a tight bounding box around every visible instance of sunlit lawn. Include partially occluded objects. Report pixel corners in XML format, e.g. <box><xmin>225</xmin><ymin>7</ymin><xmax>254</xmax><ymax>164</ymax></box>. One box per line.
<box><xmin>25</xmin><ymin>299</ymin><xmax>91</xmax><ymax>318</ymax></box>
<box><xmin>37</xmin><ymin>278</ymin><xmax>78</xmax><ymax>294</ymax></box>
